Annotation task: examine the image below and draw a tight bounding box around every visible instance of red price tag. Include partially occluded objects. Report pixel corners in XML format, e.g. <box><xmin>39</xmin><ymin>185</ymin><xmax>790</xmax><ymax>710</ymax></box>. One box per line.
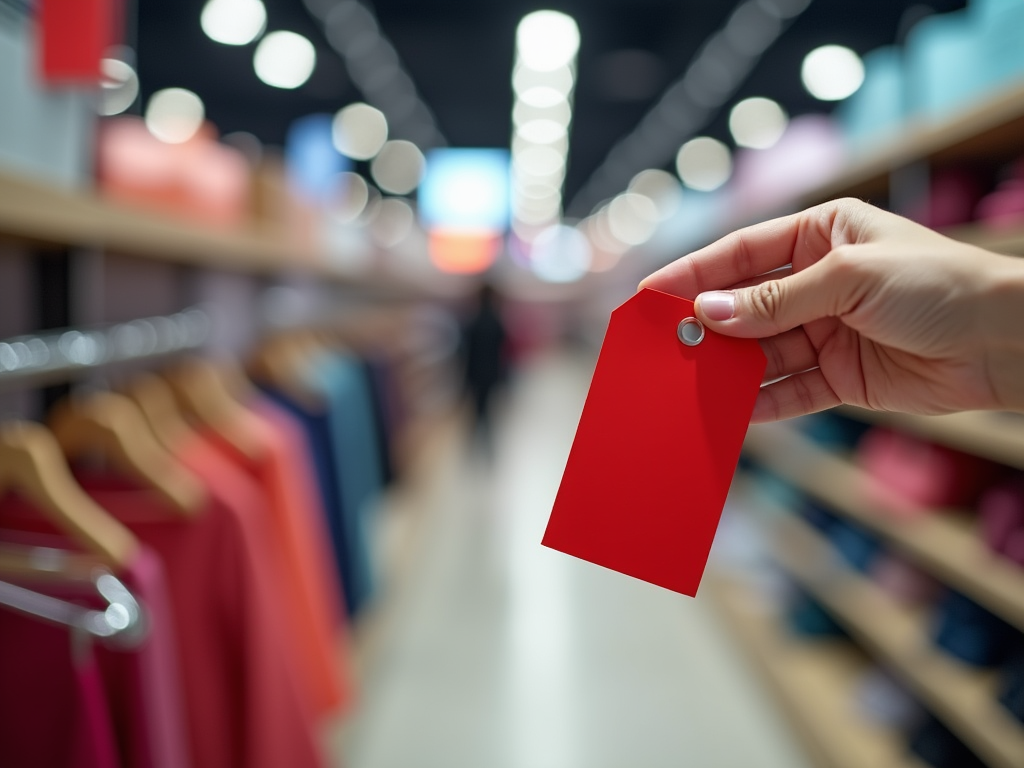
<box><xmin>542</xmin><ymin>288</ymin><xmax>765</xmax><ymax>596</ymax></box>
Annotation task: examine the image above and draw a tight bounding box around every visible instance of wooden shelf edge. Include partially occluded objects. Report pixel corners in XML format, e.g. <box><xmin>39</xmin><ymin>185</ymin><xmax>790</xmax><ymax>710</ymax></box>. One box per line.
<box><xmin>835</xmin><ymin>406</ymin><xmax>1024</xmax><ymax>472</ymax></box>
<box><xmin>709</xmin><ymin>575</ymin><xmax>923</xmax><ymax>768</ymax></box>
<box><xmin>770</xmin><ymin>514</ymin><xmax>1024</xmax><ymax>768</ymax></box>
<box><xmin>744</xmin><ymin>422</ymin><xmax>1024</xmax><ymax>633</ymax></box>
<box><xmin>687</xmin><ymin>80</ymin><xmax>1024</xmax><ymax>256</ymax></box>
<box><xmin>0</xmin><ymin>168</ymin><xmax>438</xmax><ymax>296</ymax></box>
<box><xmin>799</xmin><ymin>80</ymin><xmax>1024</xmax><ymax>209</ymax></box>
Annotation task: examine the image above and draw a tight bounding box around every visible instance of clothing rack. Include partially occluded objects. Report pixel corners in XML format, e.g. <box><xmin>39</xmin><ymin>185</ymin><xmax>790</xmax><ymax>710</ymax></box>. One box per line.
<box><xmin>0</xmin><ymin>307</ymin><xmax>210</xmax><ymax>391</ymax></box>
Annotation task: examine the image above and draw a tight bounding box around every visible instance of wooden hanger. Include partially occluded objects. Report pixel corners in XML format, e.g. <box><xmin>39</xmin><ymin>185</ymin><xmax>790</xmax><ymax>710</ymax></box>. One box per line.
<box><xmin>163</xmin><ymin>357</ymin><xmax>263</xmax><ymax>461</ymax></box>
<box><xmin>125</xmin><ymin>371</ymin><xmax>196</xmax><ymax>452</ymax></box>
<box><xmin>248</xmin><ymin>332</ymin><xmax>324</xmax><ymax>412</ymax></box>
<box><xmin>48</xmin><ymin>391</ymin><xmax>205</xmax><ymax>517</ymax></box>
<box><xmin>0</xmin><ymin>421</ymin><xmax>139</xmax><ymax>572</ymax></box>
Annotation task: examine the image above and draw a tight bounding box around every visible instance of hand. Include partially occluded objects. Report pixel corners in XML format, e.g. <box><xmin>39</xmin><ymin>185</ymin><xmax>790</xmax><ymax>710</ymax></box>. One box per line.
<box><xmin>639</xmin><ymin>198</ymin><xmax>1024</xmax><ymax>422</ymax></box>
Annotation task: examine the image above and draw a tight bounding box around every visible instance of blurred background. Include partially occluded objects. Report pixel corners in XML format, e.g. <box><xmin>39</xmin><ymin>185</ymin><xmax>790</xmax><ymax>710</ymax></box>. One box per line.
<box><xmin>2</xmin><ymin>1</ymin><xmax>1024</xmax><ymax>767</ymax></box>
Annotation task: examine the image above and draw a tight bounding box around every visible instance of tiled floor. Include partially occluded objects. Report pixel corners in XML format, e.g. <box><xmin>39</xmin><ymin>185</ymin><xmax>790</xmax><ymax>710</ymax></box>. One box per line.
<box><xmin>338</xmin><ymin>352</ymin><xmax>811</xmax><ymax>768</ymax></box>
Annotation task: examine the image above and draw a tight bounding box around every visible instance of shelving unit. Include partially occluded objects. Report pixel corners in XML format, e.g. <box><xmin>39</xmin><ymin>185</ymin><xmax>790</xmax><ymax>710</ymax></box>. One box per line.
<box><xmin>0</xmin><ymin>168</ymin><xmax>301</xmax><ymax>269</ymax></box>
<box><xmin>797</xmin><ymin>81</ymin><xmax>1024</xmax><ymax>209</ymax></box>
<box><xmin>942</xmin><ymin>224</ymin><xmax>1024</xmax><ymax>258</ymax></box>
<box><xmin>707</xmin><ymin>80</ymin><xmax>1024</xmax><ymax>257</ymax></box>
<box><xmin>767</xmin><ymin>513</ymin><xmax>1024</xmax><ymax>768</ymax></box>
<box><xmin>836</xmin><ymin>407</ymin><xmax>1024</xmax><ymax>472</ymax></box>
<box><xmin>0</xmin><ymin>167</ymin><xmax>429</xmax><ymax>298</ymax></box>
<box><xmin>711</xmin><ymin>576</ymin><xmax>924</xmax><ymax>768</ymax></box>
<box><xmin>744</xmin><ymin>423</ymin><xmax>1024</xmax><ymax>633</ymax></box>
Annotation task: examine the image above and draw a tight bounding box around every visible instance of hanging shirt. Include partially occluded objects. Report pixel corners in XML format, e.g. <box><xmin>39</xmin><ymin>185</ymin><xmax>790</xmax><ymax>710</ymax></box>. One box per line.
<box><xmin>0</xmin><ymin>602</ymin><xmax>120</xmax><ymax>768</ymax></box>
<box><xmin>0</xmin><ymin>526</ymin><xmax>189</xmax><ymax>768</ymax></box>
<box><xmin>257</xmin><ymin>386</ymin><xmax>358</xmax><ymax>617</ymax></box>
<box><xmin>307</xmin><ymin>352</ymin><xmax>386</xmax><ymax>614</ymax></box>
<box><xmin>71</xmin><ymin>644</ymin><xmax>122</xmax><ymax>768</ymax></box>
<box><xmin>75</xmin><ymin>463</ymin><xmax>327</xmax><ymax>768</ymax></box>
<box><xmin>201</xmin><ymin>398</ymin><xmax>353</xmax><ymax>719</ymax></box>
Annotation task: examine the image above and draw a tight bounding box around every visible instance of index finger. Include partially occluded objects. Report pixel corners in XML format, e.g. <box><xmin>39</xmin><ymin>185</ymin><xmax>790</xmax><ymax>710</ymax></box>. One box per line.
<box><xmin>638</xmin><ymin>201</ymin><xmax>841</xmax><ymax>299</ymax></box>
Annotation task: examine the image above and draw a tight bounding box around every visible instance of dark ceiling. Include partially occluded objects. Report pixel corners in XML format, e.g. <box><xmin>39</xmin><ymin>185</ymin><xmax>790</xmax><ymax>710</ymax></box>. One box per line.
<box><xmin>135</xmin><ymin>0</ymin><xmax>966</xmax><ymax>213</ymax></box>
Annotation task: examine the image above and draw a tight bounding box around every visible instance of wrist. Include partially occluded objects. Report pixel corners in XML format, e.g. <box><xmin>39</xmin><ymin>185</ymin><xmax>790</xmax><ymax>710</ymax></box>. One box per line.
<box><xmin>979</xmin><ymin>253</ymin><xmax>1024</xmax><ymax>412</ymax></box>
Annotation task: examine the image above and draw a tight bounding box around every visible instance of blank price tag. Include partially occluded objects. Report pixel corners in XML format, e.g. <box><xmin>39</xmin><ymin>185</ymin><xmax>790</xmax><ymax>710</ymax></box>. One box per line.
<box><xmin>542</xmin><ymin>288</ymin><xmax>766</xmax><ymax>596</ymax></box>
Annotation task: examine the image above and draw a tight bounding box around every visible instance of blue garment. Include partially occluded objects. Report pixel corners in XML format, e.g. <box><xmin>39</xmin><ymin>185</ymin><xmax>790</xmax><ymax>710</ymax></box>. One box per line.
<box><xmin>257</xmin><ymin>386</ymin><xmax>359</xmax><ymax>617</ymax></box>
<box><xmin>307</xmin><ymin>352</ymin><xmax>384</xmax><ymax>615</ymax></box>
<box><xmin>362</xmin><ymin>357</ymin><xmax>397</xmax><ymax>487</ymax></box>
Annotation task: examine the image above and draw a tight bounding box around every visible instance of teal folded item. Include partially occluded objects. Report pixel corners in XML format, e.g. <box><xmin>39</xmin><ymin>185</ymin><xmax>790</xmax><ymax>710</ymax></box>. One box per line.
<box><xmin>970</xmin><ymin>0</ymin><xmax>1024</xmax><ymax>92</ymax></box>
<box><xmin>905</xmin><ymin>11</ymin><xmax>981</xmax><ymax>120</ymax></box>
<box><xmin>837</xmin><ymin>46</ymin><xmax>907</xmax><ymax>149</ymax></box>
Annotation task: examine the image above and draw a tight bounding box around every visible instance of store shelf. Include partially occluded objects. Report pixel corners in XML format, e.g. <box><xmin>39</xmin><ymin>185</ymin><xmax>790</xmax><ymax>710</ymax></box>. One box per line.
<box><xmin>945</xmin><ymin>224</ymin><xmax>1024</xmax><ymax>257</ymax></box>
<box><xmin>0</xmin><ymin>168</ymin><xmax>294</xmax><ymax>269</ymax></box>
<box><xmin>743</xmin><ymin>423</ymin><xmax>1024</xmax><ymax>633</ymax></box>
<box><xmin>0</xmin><ymin>167</ymin><xmax>433</xmax><ymax>298</ymax></box>
<box><xmin>798</xmin><ymin>81</ymin><xmax>1024</xmax><ymax>207</ymax></box>
<box><xmin>711</xmin><ymin>576</ymin><xmax>922</xmax><ymax>768</ymax></box>
<box><xmin>770</xmin><ymin>513</ymin><xmax>1024</xmax><ymax>768</ymax></box>
<box><xmin>836</xmin><ymin>407</ymin><xmax>1024</xmax><ymax>472</ymax></box>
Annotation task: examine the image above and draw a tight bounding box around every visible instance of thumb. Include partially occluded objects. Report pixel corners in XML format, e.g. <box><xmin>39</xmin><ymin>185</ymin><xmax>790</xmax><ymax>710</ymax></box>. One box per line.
<box><xmin>694</xmin><ymin>258</ymin><xmax>852</xmax><ymax>338</ymax></box>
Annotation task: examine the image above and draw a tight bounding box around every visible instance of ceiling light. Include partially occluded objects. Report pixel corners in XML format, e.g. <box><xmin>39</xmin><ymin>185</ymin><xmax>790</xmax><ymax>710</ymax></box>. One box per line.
<box><xmin>200</xmin><ymin>0</ymin><xmax>266</xmax><ymax>46</ymax></box>
<box><xmin>606</xmin><ymin>193</ymin><xmax>658</xmax><ymax>246</ymax></box>
<box><xmin>512</xmin><ymin>132</ymin><xmax>568</xmax><ymax>160</ymax></box>
<box><xmin>253</xmin><ymin>31</ymin><xmax>316</xmax><ymax>89</ymax></box>
<box><xmin>514</xmin><ymin>192</ymin><xmax>561</xmax><ymax>213</ymax></box>
<box><xmin>513</xmin><ymin>145</ymin><xmax>566</xmax><ymax>177</ymax></box>
<box><xmin>675</xmin><ymin>136</ymin><xmax>732</xmax><ymax>192</ymax></box>
<box><xmin>513</xmin><ymin>99</ymin><xmax>572</xmax><ymax>129</ymax></box>
<box><xmin>515</xmin><ymin>204</ymin><xmax>559</xmax><ymax>226</ymax></box>
<box><xmin>801</xmin><ymin>44</ymin><xmax>864</xmax><ymax>101</ymax></box>
<box><xmin>332</xmin><ymin>102</ymin><xmax>388</xmax><ymax>160</ymax></box>
<box><xmin>370</xmin><ymin>140</ymin><xmax>425</xmax><ymax>195</ymax></box>
<box><xmin>627</xmin><ymin>169</ymin><xmax>683</xmax><ymax>221</ymax></box>
<box><xmin>516</xmin><ymin>11</ymin><xmax>580</xmax><ymax>73</ymax></box>
<box><xmin>512</xmin><ymin>160</ymin><xmax>569</xmax><ymax>186</ymax></box>
<box><xmin>514</xmin><ymin>181</ymin><xmax>561</xmax><ymax>201</ymax></box>
<box><xmin>582</xmin><ymin>213</ymin><xmax>629</xmax><ymax>263</ymax></box>
<box><xmin>144</xmin><ymin>88</ymin><xmax>205</xmax><ymax>144</ymax></box>
<box><xmin>332</xmin><ymin>172</ymin><xmax>370</xmax><ymax>224</ymax></box>
<box><xmin>530</xmin><ymin>224</ymin><xmax>591</xmax><ymax>283</ymax></box>
<box><xmin>99</xmin><ymin>58</ymin><xmax>139</xmax><ymax>116</ymax></box>
<box><xmin>728</xmin><ymin>97</ymin><xmax>788</xmax><ymax>149</ymax></box>
<box><xmin>512</xmin><ymin>63</ymin><xmax>575</xmax><ymax>96</ymax></box>
<box><xmin>515</xmin><ymin>118</ymin><xmax>567</xmax><ymax>144</ymax></box>
<box><xmin>519</xmin><ymin>86</ymin><xmax>567</xmax><ymax>108</ymax></box>
<box><xmin>371</xmin><ymin>198</ymin><xmax>415</xmax><ymax>248</ymax></box>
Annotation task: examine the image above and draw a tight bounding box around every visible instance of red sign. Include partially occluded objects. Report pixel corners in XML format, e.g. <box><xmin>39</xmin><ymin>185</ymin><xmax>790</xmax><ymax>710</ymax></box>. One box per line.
<box><xmin>39</xmin><ymin>0</ymin><xmax>121</xmax><ymax>84</ymax></box>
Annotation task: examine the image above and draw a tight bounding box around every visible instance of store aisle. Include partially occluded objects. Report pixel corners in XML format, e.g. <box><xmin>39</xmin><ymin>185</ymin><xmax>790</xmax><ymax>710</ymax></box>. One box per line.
<box><xmin>339</xmin><ymin>352</ymin><xmax>811</xmax><ymax>768</ymax></box>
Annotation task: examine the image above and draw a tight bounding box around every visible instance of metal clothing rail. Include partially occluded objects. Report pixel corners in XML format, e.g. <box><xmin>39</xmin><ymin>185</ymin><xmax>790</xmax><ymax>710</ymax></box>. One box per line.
<box><xmin>0</xmin><ymin>307</ymin><xmax>210</xmax><ymax>391</ymax></box>
<box><xmin>0</xmin><ymin>568</ymin><xmax>147</xmax><ymax>647</ymax></box>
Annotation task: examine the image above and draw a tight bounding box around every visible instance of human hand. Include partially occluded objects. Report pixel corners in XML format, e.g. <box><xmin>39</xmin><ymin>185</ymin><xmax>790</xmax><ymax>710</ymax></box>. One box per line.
<box><xmin>639</xmin><ymin>198</ymin><xmax>1024</xmax><ymax>422</ymax></box>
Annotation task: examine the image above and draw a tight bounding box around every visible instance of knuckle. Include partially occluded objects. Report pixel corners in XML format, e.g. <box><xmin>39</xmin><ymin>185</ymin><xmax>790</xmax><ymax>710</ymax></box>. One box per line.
<box><xmin>749</xmin><ymin>279</ymin><xmax>784</xmax><ymax>321</ymax></box>
<box><xmin>822</xmin><ymin>245</ymin><xmax>863</xmax><ymax>281</ymax></box>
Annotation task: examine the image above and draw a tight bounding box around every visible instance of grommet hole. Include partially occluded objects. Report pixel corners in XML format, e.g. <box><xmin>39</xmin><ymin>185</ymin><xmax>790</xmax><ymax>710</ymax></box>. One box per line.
<box><xmin>677</xmin><ymin>317</ymin><xmax>704</xmax><ymax>346</ymax></box>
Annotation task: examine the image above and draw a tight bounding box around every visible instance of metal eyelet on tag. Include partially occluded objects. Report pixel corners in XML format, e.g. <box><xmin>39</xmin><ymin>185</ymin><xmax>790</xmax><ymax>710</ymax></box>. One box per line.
<box><xmin>677</xmin><ymin>317</ymin><xmax>704</xmax><ymax>346</ymax></box>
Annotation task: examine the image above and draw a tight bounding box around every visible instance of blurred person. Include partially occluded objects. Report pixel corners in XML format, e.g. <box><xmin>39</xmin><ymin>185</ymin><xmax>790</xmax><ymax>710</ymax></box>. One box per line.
<box><xmin>640</xmin><ymin>198</ymin><xmax>1024</xmax><ymax>421</ymax></box>
<box><xmin>458</xmin><ymin>281</ymin><xmax>509</xmax><ymax>453</ymax></box>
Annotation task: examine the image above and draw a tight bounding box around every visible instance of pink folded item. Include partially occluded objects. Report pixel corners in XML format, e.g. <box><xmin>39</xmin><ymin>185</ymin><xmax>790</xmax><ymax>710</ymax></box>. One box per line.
<box><xmin>857</xmin><ymin>428</ymin><xmax>999</xmax><ymax>516</ymax></box>
<box><xmin>979</xmin><ymin>480</ymin><xmax>1024</xmax><ymax>554</ymax></box>
<box><xmin>975</xmin><ymin>180</ymin><xmax>1024</xmax><ymax>230</ymax></box>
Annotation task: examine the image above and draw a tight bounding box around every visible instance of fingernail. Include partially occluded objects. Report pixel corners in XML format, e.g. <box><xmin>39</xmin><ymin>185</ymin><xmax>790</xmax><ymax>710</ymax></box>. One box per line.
<box><xmin>698</xmin><ymin>291</ymin><xmax>735</xmax><ymax>321</ymax></box>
